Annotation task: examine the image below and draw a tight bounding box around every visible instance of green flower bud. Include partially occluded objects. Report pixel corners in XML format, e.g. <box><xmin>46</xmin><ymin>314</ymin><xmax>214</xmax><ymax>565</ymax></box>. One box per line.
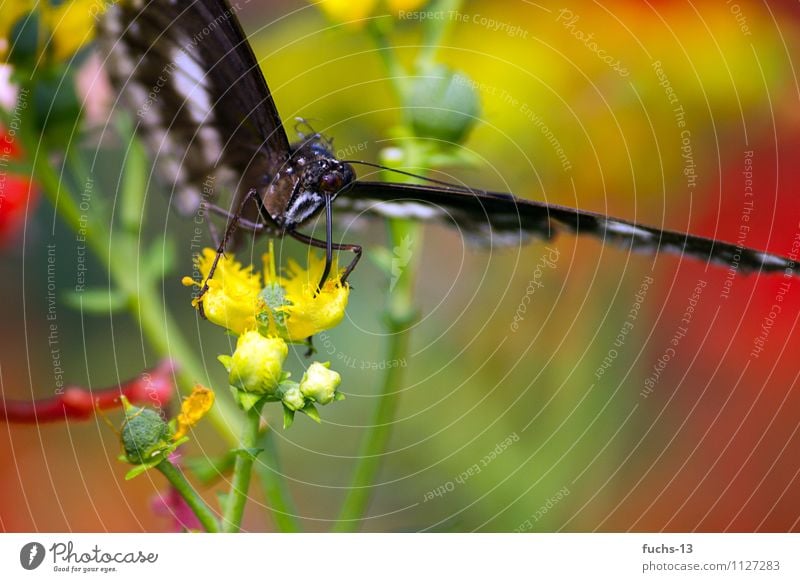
<box><xmin>121</xmin><ymin>407</ymin><xmax>172</xmax><ymax>464</ymax></box>
<box><xmin>281</xmin><ymin>383</ymin><xmax>306</xmax><ymax>412</ymax></box>
<box><xmin>407</xmin><ymin>65</ymin><xmax>481</xmax><ymax>144</ymax></box>
<box><xmin>299</xmin><ymin>362</ymin><xmax>341</xmax><ymax>405</ymax></box>
<box><xmin>222</xmin><ymin>331</ymin><xmax>288</xmax><ymax>394</ymax></box>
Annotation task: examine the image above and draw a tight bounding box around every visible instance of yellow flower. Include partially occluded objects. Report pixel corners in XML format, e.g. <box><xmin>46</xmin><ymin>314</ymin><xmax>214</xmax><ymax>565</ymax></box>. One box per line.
<box><xmin>184</xmin><ymin>245</ymin><xmax>349</xmax><ymax>342</ymax></box>
<box><xmin>44</xmin><ymin>0</ymin><xmax>102</xmax><ymax>62</ymax></box>
<box><xmin>182</xmin><ymin>248</ymin><xmax>263</xmax><ymax>335</ymax></box>
<box><xmin>388</xmin><ymin>0</ymin><xmax>428</xmax><ymax>12</ymax></box>
<box><xmin>1</xmin><ymin>0</ymin><xmax>100</xmax><ymax>63</ymax></box>
<box><xmin>173</xmin><ymin>385</ymin><xmax>215</xmax><ymax>440</ymax></box>
<box><xmin>314</xmin><ymin>0</ymin><xmax>378</xmax><ymax>25</ymax></box>
<box><xmin>263</xmin><ymin>251</ymin><xmax>350</xmax><ymax>342</ymax></box>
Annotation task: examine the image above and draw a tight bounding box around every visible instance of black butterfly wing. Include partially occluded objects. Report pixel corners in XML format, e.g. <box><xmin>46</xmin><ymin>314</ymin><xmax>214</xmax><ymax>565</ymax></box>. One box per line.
<box><xmin>340</xmin><ymin>181</ymin><xmax>793</xmax><ymax>274</ymax></box>
<box><xmin>100</xmin><ymin>0</ymin><xmax>290</xmax><ymax>215</ymax></box>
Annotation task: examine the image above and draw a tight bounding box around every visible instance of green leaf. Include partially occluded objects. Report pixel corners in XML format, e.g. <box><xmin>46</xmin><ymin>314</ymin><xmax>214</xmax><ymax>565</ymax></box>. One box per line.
<box><xmin>230</xmin><ymin>386</ymin><xmax>265</xmax><ymax>412</ymax></box>
<box><xmin>124</xmin><ymin>458</ymin><xmax>161</xmax><ymax>480</ymax></box>
<box><xmin>63</xmin><ymin>288</ymin><xmax>129</xmax><ymax>314</ymax></box>
<box><xmin>301</xmin><ymin>403</ymin><xmax>321</xmax><ymax>424</ymax></box>
<box><xmin>282</xmin><ymin>406</ymin><xmax>295</xmax><ymax>429</ymax></box>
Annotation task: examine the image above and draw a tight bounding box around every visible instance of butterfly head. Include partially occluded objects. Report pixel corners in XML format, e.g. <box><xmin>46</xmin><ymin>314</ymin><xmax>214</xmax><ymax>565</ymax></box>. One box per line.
<box><xmin>270</xmin><ymin>141</ymin><xmax>355</xmax><ymax>228</ymax></box>
<box><xmin>298</xmin><ymin>153</ymin><xmax>355</xmax><ymax>198</ymax></box>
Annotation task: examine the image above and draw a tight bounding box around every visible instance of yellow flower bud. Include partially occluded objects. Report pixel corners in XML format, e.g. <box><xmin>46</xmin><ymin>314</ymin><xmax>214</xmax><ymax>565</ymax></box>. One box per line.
<box><xmin>222</xmin><ymin>331</ymin><xmax>288</xmax><ymax>395</ymax></box>
<box><xmin>299</xmin><ymin>362</ymin><xmax>341</xmax><ymax>405</ymax></box>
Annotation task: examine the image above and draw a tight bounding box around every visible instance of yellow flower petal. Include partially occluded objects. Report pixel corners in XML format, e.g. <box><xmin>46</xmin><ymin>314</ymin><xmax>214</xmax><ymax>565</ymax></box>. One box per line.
<box><xmin>264</xmin><ymin>251</ymin><xmax>350</xmax><ymax>341</ymax></box>
<box><xmin>188</xmin><ymin>248</ymin><xmax>263</xmax><ymax>334</ymax></box>
<box><xmin>282</xmin><ymin>278</ymin><xmax>349</xmax><ymax>341</ymax></box>
<box><xmin>174</xmin><ymin>385</ymin><xmax>215</xmax><ymax>440</ymax></box>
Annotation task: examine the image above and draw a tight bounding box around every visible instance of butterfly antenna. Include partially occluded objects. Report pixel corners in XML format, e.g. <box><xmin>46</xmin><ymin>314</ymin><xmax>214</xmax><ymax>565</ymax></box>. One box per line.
<box><xmin>343</xmin><ymin>160</ymin><xmax>481</xmax><ymax>193</ymax></box>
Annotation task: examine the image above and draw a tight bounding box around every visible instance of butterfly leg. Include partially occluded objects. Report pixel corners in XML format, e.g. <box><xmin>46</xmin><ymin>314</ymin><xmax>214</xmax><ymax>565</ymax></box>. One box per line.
<box><xmin>196</xmin><ymin>189</ymin><xmax>264</xmax><ymax>319</ymax></box>
<box><xmin>205</xmin><ymin>215</ymin><xmax>222</xmax><ymax>248</ymax></box>
<box><xmin>203</xmin><ymin>202</ymin><xmax>267</xmax><ymax>232</ymax></box>
<box><xmin>288</xmin><ymin>229</ymin><xmax>363</xmax><ymax>286</ymax></box>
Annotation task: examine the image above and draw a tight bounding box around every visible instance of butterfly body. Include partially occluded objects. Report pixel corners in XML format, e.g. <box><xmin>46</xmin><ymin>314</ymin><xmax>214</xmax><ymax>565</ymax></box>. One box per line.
<box><xmin>99</xmin><ymin>0</ymin><xmax>799</xmax><ymax>287</ymax></box>
<box><xmin>263</xmin><ymin>140</ymin><xmax>356</xmax><ymax>230</ymax></box>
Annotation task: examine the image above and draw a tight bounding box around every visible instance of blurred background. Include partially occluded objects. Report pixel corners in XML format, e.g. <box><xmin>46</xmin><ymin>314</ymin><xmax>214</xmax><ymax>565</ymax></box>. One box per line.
<box><xmin>2</xmin><ymin>0</ymin><xmax>800</xmax><ymax>532</ymax></box>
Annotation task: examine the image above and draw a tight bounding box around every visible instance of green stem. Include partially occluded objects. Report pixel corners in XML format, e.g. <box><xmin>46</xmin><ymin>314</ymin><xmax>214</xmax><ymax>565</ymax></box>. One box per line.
<box><xmin>255</xmin><ymin>428</ymin><xmax>302</xmax><ymax>532</ymax></box>
<box><xmin>24</xmin><ymin>123</ymin><xmax>242</xmax><ymax>446</ymax></box>
<box><xmin>366</xmin><ymin>19</ymin><xmax>409</xmax><ymax>103</ymax></box>
<box><xmin>222</xmin><ymin>405</ymin><xmax>262</xmax><ymax>532</ymax></box>
<box><xmin>28</xmin><ymin>138</ymin><xmax>97</xmax><ymax>251</ymax></box>
<box><xmin>416</xmin><ymin>0</ymin><xmax>464</xmax><ymax>71</ymax></box>
<box><xmin>334</xmin><ymin>145</ymin><xmax>423</xmax><ymax>532</ymax></box>
<box><xmin>156</xmin><ymin>460</ymin><xmax>220</xmax><ymax>532</ymax></box>
<box><xmin>332</xmin><ymin>311</ymin><xmax>414</xmax><ymax>531</ymax></box>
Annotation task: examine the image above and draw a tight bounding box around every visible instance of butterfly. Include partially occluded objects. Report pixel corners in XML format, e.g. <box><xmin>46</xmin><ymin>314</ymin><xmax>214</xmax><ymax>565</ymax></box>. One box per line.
<box><xmin>99</xmin><ymin>0</ymin><xmax>797</xmax><ymax>295</ymax></box>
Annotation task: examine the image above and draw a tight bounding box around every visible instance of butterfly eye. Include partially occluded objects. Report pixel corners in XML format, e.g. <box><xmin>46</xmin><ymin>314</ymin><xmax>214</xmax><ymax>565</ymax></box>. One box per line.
<box><xmin>321</xmin><ymin>172</ymin><xmax>343</xmax><ymax>193</ymax></box>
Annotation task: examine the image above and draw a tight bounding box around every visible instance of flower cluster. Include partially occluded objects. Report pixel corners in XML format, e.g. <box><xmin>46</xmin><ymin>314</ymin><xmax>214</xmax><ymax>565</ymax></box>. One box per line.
<box><xmin>184</xmin><ymin>247</ymin><xmax>347</xmax><ymax>427</ymax></box>
<box><xmin>219</xmin><ymin>331</ymin><xmax>343</xmax><ymax>427</ymax></box>
<box><xmin>183</xmin><ymin>247</ymin><xmax>349</xmax><ymax>342</ymax></box>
